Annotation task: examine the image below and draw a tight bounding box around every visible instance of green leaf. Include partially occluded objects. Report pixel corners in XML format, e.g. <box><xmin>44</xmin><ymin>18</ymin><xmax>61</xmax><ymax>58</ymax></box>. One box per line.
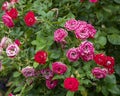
<box><xmin>107</xmin><ymin>34</ymin><xmax>120</xmax><ymax>45</ymax></box>
<box><xmin>101</xmin><ymin>86</ymin><xmax>109</xmax><ymax>96</ymax></box>
<box><xmin>66</xmin><ymin>91</ymin><xmax>74</xmax><ymax>96</ymax></box>
<box><xmin>52</xmin><ymin>75</ymin><xmax>65</xmax><ymax>80</ymax></box>
<box><xmin>14</xmin><ymin>87</ymin><xmax>22</xmax><ymax>93</ymax></box>
<box><xmin>33</xmin><ymin>62</ymin><xmax>39</xmax><ymax>68</ymax></box>
<box><xmin>97</xmin><ymin>36</ymin><xmax>107</xmax><ymax>46</ymax></box>
<box><xmin>114</xmin><ymin>0</ymin><xmax>120</xmax><ymax>4</ymax></box>
<box><xmin>13</xmin><ymin>72</ymin><xmax>21</xmax><ymax>77</ymax></box>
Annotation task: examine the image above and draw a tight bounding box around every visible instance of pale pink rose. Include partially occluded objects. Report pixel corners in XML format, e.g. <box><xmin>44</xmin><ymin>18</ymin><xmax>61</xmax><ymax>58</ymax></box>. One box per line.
<box><xmin>78</xmin><ymin>41</ymin><xmax>94</xmax><ymax>61</ymax></box>
<box><xmin>46</xmin><ymin>79</ymin><xmax>58</xmax><ymax>89</ymax></box>
<box><xmin>52</xmin><ymin>62</ymin><xmax>67</xmax><ymax>75</ymax></box>
<box><xmin>86</xmin><ymin>24</ymin><xmax>96</xmax><ymax>38</ymax></box>
<box><xmin>66</xmin><ymin>47</ymin><xmax>80</xmax><ymax>62</ymax></box>
<box><xmin>2</xmin><ymin>14</ymin><xmax>14</xmax><ymax>28</ymax></box>
<box><xmin>89</xmin><ymin>0</ymin><xmax>98</xmax><ymax>3</ymax></box>
<box><xmin>64</xmin><ymin>19</ymin><xmax>80</xmax><ymax>31</ymax></box>
<box><xmin>92</xmin><ymin>67</ymin><xmax>107</xmax><ymax>79</ymax></box>
<box><xmin>75</xmin><ymin>24</ymin><xmax>89</xmax><ymax>40</ymax></box>
<box><xmin>6</xmin><ymin>43</ymin><xmax>20</xmax><ymax>58</ymax></box>
<box><xmin>21</xmin><ymin>66</ymin><xmax>35</xmax><ymax>78</ymax></box>
<box><xmin>40</xmin><ymin>68</ymin><xmax>54</xmax><ymax>79</ymax></box>
<box><xmin>0</xmin><ymin>37</ymin><xmax>12</xmax><ymax>48</ymax></box>
<box><xmin>54</xmin><ymin>28</ymin><xmax>68</xmax><ymax>42</ymax></box>
<box><xmin>10</xmin><ymin>0</ymin><xmax>19</xmax><ymax>5</ymax></box>
<box><xmin>2</xmin><ymin>1</ymin><xmax>10</xmax><ymax>11</ymax></box>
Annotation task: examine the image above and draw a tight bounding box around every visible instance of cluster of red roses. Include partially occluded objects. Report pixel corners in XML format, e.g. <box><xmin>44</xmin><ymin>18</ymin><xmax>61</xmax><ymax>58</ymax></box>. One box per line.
<box><xmin>1</xmin><ymin>0</ymin><xmax>36</xmax><ymax>28</ymax></box>
<box><xmin>94</xmin><ymin>53</ymin><xmax>115</xmax><ymax>74</ymax></box>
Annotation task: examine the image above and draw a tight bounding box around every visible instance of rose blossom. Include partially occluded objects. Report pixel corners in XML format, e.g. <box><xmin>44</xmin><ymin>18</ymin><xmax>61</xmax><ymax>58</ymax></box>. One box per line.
<box><xmin>34</xmin><ymin>50</ymin><xmax>47</xmax><ymax>64</ymax></box>
<box><xmin>75</xmin><ymin>24</ymin><xmax>89</xmax><ymax>40</ymax></box>
<box><xmin>2</xmin><ymin>13</ymin><xmax>14</xmax><ymax>28</ymax></box>
<box><xmin>54</xmin><ymin>28</ymin><xmax>68</xmax><ymax>43</ymax></box>
<box><xmin>52</xmin><ymin>62</ymin><xmax>67</xmax><ymax>75</ymax></box>
<box><xmin>8</xmin><ymin>93</ymin><xmax>14</xmax><ymax>96</ymax></box>
<box><xmin>2</xmin><ymin>1</ymin><xmax>10</xmax><ymax>11</ymax></box>
<box><xmin>6</xmin><ymin>43</ymin><xmax>20</xmax><ymax>58</ymax></box>
<box><xmin>24</xmin><ymin>11</ymin><xmax>36</xmax><ymax>26</ymax></box>
<box><xmin>66</xmin><ymin>47</ymin><xmax>80</xmax><ymax>62</ymax></box>
<box><xmin>64</xmin><ymin>19</ymin><xmax>80</xmax><ymax>31</ymax></box>
<box><xmin>87</xmin><ymin>24</ymin><xmax>96</xmax><ymax>38</ymax></box>
<box><xmin>78</xmin><ymin>41</ymin><xmax>94</xmax><ymax>61</ymax></box>
<box><xmin>107</xmin><ymin>67</ymin><xmax>114</xmax><ymax>75</ymax></box>
<box><xmin>40</xmin><ymin>68</ymin><xmax>54</xmax><ymax>79</ymax></box>
<box><xmin>21</xmin><ymin>66</ymin><xmax>35</xmax><ymax>78</ymax></box>
<box><xmin>0</xmin><ymin>37</ymin><xmax>12</xmax><ymax>48</ymax></box>
<box><xmin>94</xmin><ymin>53</ymin><xmax>106</xmax><ymax>66</ymax></box>
<box><xmin>89</xmin><ymin>0</ymin><xmax>98</xmax><ymax>3</ymax></box>
<box><xmin>1</xmin><ymin>37</ymin><xmax>12</xmax><ymax>47</ymax></box>
<box><xmin>92</xmin><ymin>67</ymin><xmax>107</xmax><ymax>79</ymax></box>
<box><xmin>46</xmin><ymin>79</ymin><xmax>58</xmax><ymax>89</ymax></box>
<box><xmin>64</xmin><ymin>77</ymin><xmax>79</xmax><ymax>92</ymax></box>
<box><xmin>14</xmin><ymin>39</ymin><xmax>21</xmax><ymax>46</ymax></box>
<box><xmin>10</xmin><ymin>0</ymin><xmax>19</xmax><ymax>5</ymax></box>
<box><xmin>104</xmin><ymin>56</ymin><xmax>115</xmax><ymax>68</ymax></box>
<box><xmin>6</xmin><ymin>8</ymin><xmax>18</xmax><ymax>19</ymax></box>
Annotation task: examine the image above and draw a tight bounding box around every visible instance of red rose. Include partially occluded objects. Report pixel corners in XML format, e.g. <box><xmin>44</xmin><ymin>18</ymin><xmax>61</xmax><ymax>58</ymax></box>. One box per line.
<box><xmin>34</xmin><ymin>50</ymin><xmax>47</xmax><ymax>64</ymax></box>
<box><xmin>104</xmin><ymin>56</ymin><xmax>115</xmax><ymax>68</ymax></box>
<box><xmin>24</xmin><ymin>11</ymin><xmax>36</xmax><ymax>26</ymax></box>
<box><xmin>64</xmin><ymin>77</ymin><xmax>79</xmax><ymax>92</ymax></box>
<box><xmin>14</xmin><ymin>39</ymin><xmax>21</xmax><ymax>46</ymax></box>
<box><xmin>107</xmin><ymin>67</ymin><xmax>114</xmax><ymax>75</ymax></box>
<box><xmin>6</xmin><ymin>8</ymin><xmax>18</xmax><ymax>19</ymax></box>
<box><xmin>94</xmin><ymin>53</ymin><xmax>106</xmax><ymax>66</ymax></box>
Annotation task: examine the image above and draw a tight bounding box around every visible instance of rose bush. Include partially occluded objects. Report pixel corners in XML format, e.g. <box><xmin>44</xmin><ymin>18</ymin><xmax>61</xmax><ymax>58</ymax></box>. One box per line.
<box><xmin>0</xmin><ymin>0</ymin><xmax>120</xmax><ymax>96</ymax></box>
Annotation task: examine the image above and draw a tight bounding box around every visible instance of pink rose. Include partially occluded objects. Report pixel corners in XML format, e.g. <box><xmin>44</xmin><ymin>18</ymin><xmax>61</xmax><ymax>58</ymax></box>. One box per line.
<box><xmin>8</xmin><ymin>93</ymin><xmax>14</xmax><ymax>96</ymax></box>
<box><xmin>2</xmin><ymin>1</ymin><xmax>10</xmax><ymax>11</ymax></box>
<box><xmin>89</xmin><ymin>0</ymin><xmax>98</xmax><ymax>3</ymax></box>
<box><xmin>66</xmin><ymin>47</ymin><xmax>80</xmax><ymax>62</ymax></box>
<box><xmin>78</xmin><ymin>41</ymin><xmax>94</xmax><ymax>61</ymax></box>
<box><xmin>54</xmin><ymin>28</ymin><xmax>68</xmax><ymax>43</ymax></box>
<box><xmin>52</xmin><ymin>62</ymin><xmax>67</xmax><ymax>75</ymax></box>
<box><xmin>86</xmin><ymin>24</ymin><xmax>96</xmax><ymax>38</ymax></box>
<box><xmin>64</xmin><ymin>19</ymin><xmax>80</xmax><ymax>31</ymax></box>
<box><xmin>92</xmin><ymin>67</ymin><xmax>107</xmax><ymax>79</ymax></box>
<box><xmin>40</xmin><ymin>68</ymin><xmax>54</xmax><ymax>79</ymax></box>
<box><xmin>46</xmin><ymin>79</ymin><xmax>58</xmax><ymax>89</ymax></box>
<box><xmin>6</xmin><ymin>43</ymin><xmax>20</xmax><ymax>58</ymax></box>
<box><xmin>0</xmin><ymin>37</ymin><xmax>12</xmax><ymax>48</ymax></box>
<box><xmin>2</xmin><ymin>14</ymin><xmax>14</xmax><ymax>28</ymax></box>
<box><xmin>75</xmin><ymin>24</ymin><xmax>89</xmax><ymax>40</ymax></box>
<box><xmin>21</xmin><ymin>66</ymin><xmax>35</xmax><ymax>78</ymax></box>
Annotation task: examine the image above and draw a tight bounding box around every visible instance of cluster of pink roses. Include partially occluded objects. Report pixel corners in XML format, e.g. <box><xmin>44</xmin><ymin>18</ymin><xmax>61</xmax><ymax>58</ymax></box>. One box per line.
<box><xmin>54</xmin><ymin>19</ymin><xmax>95</xmax><ymax>62</ymax></box>
<box><xmin>67</xmin><ymin>41</ymin><xmax>94</xmax><ymax>62</ymax></box>
<box><xmin>1</xmin><ymin>0</ymin><xmax>36</xmax><ymax>28</ymax></box>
